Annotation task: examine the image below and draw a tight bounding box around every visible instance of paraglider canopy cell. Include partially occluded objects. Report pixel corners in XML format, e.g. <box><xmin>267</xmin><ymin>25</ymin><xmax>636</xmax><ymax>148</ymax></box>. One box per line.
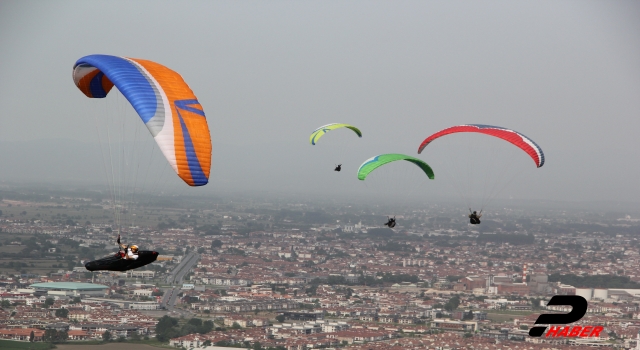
<box><xmin>310</xmin><ymin>123</ymin><xmax>362</xmax><ymax>145</ymax></box>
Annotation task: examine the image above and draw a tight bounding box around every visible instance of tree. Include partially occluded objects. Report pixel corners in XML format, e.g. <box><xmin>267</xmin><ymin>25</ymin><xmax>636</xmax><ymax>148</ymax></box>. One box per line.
<box><xmin>275</xmin><ymin>315</ymin><xmax>285</xmax><ymax>323</ymax></box>
<box><xmin>43</xmin><ymin>329</ymin><xmax>66</xmax><ymax>343</ymax></box>
<box><xmin>44</xmin><ymin>298</ymin><xmax>54</xmax><ymax>308</ymax></box>
<box><xmin>57</xmin><ymin>331</ymin><xmax>68</xmax><ymax>342</ymax></box>
<box><xmin>29</xmin><ymin>330</ymin><xmax>34</xmax><ymax>342</ymax></box>
<box><xmin>444</xmin><ymin>295</ymin><xmax>460</xmax><ymax>312</ymax></box>
<box><xmin>43</xmin><ymin>329</ymin><xmax>56</xmax><ymax>342</ymax></box>
<box><xmin>231</xmin><ymin>322</ymin><xmax>242</xmax><ymax>329</ymax></box>
<box><xmin>253</xmin><ymin>341</ymin><xmax>263</xmax><ymax>350</ymax></box>
<box><xmin>1</xmin><ymin>300</ymin><xmax>10</xmax><ymax>308</ymax></box>
<box><xmin>211</xmin><ymin>239</ymin><xmax>223</xmax><ymax>249</ymax></box>
<box><xmin>201</xmin><ymin>320</ymin><xmax>214</xmax><ymax>334</ymax></box>
<box><xmin>188</xmin><ymin>318</ymin><xmax>203</xmax><ymax>327</ymax></box>
<box><xmin>55</xmin><ymin>308</ymin><xmax>69</xmax><ymax>318</ymax></box>
<box><xmin>155</xmin><ymin>315</ymin><xmax>179</xmax><ymax>342</ymax></box>
<box><xmin>202</xmin><ymin>340</ymin><xmax>212</xmax><ymax>347</ymax></box>
<box><xmin>102</xmin><ymin>330</ymin><xmax>112</xmax><ymax>342</ymax></box>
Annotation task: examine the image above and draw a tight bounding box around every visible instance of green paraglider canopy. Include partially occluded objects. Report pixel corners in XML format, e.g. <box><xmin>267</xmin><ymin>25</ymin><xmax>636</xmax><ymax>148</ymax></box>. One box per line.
<box><xmin>357</xmin><ymin>154</ymin><xmax>435</xmax><ymax>181</ymax></box>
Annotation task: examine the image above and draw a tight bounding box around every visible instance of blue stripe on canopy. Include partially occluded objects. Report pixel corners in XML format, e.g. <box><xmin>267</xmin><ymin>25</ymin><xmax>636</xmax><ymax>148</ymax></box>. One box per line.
<box><xmin>74</xmin><ymin>55</ymin><xmax>158</xmax><ymax>124</ymax></box>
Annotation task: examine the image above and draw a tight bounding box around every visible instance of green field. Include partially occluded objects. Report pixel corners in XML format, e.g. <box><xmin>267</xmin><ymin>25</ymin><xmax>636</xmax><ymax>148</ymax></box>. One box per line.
<box><xmin>0</xmin><ymin>339</ymin><xmax>173</xmax><ymax>350</ymax></box>
<box><xmin>483</xmin><ymin>309</ymin><xmax>534</xmax><ymax>316</ymax></box>
<box><xmin>0</xmin><ymin>339</ymin><xmax>55</xmax><ymax>350</ymax></box>
<box><xmin>57</xmin><ymin>341</ymin><xmax>171</xmax><ymax>350</ymax></box>
<box><xmin>485</xmin><ymin>312</ymin><xmax>533</xmax><ymax>323</ymax></box>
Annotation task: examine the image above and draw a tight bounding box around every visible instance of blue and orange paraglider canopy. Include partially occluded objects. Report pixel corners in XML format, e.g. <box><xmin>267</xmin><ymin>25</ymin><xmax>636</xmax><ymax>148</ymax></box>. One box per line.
<box><xmin>72</xmin><ymin>54</ymin><xmax>211</xmax><ymax>186</ymax></box>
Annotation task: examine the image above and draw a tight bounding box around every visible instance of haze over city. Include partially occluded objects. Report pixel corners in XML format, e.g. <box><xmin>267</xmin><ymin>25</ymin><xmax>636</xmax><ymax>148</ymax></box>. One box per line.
<box><xmin>1</xmin><ymin>1</ymin><xmax>640</xmax><ymax>350</ymax></box>
<box><xmin>1</xmin><ymin>1</ymin><xmax>640</xmax><ymax>202</ymax></box>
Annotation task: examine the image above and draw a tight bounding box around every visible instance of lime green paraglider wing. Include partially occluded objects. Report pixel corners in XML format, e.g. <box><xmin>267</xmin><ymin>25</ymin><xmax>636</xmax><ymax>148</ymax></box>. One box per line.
<box><xmin>310</xmin><ymin>123</ymin><xmax>362</xmax><ymax>145</ymax></box>
<box><xmin>357</xmin><ymin>154</ymin><xmax>435</xmax><ymax>181</ymax></box>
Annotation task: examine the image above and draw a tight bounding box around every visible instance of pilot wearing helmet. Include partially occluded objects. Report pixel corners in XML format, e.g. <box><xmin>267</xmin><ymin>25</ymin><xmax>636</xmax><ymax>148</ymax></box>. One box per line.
<box><xmin>117</xmin><ymin>234</ymin><xmax>139</xmax><ymax>260</ymax></box>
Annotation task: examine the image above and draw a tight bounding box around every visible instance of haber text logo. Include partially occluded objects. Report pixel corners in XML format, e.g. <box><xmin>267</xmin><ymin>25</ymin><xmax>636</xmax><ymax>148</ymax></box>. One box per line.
<box><xmin>529</xmin><ymin>295</ymin><xmax>603</xmax><ymax>338</ymax></box>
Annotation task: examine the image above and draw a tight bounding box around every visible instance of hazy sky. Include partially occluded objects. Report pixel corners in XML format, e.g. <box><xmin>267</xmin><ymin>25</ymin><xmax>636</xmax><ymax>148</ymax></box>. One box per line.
<box><xmin>1</xmin><ymin>1</ymin><xmax>639</xmax><ymax>205</ymax></box>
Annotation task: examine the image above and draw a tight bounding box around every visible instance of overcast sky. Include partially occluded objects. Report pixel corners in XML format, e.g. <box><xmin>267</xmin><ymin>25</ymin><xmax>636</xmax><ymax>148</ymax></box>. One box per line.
<box><xmin>1</xmin><ymin>1</ymin><xmax>639</xmax><ymax>206</ymax></box>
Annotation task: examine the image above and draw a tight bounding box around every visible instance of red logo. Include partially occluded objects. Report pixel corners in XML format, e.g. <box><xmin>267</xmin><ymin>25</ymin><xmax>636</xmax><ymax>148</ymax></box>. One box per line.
<box><xmin>544</xmin><ymin>325</ymin><xmax>603</xmax><ymax>338</ymax></box>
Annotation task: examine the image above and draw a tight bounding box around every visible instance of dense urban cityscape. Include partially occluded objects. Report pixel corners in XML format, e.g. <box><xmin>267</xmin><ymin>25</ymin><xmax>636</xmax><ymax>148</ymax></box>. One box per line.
<box><xmin>0</xmin><ymin>186</ymin><xmax>640</xmax><ymax>349</ymax></box>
